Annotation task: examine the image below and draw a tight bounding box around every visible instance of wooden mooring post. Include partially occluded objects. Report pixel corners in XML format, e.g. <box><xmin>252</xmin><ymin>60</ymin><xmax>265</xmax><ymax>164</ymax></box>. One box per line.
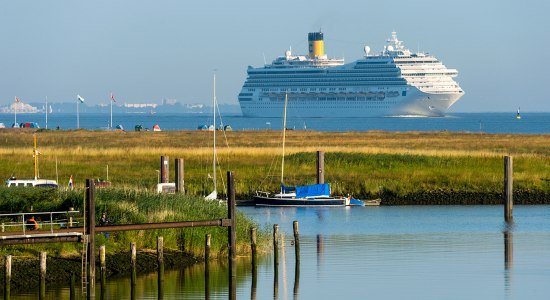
<box><xmin>250</xmin><ymin>227</ymin><xmax>257</xmax><ymax>300</ymax></box>
<box><xmin>205</xmin><ymin>234</ymin><xmax>211</xmax><ymax>262</ymax></box>
<box><xmin>205</xmin><ymin>234</ymin><xmax>211</xmax><ymax>300</ymax></box>
<box><xmin>175</xmin><ymin>158</ymin><xmax>184</xmax><ymax>193</ymax></box>
<box><xmin>85</xmin><ymin>179</ymin><xmax>96</xmax><ymax>296</ymax></box>
<box><xmin>250</xmin><ymin>227</ymin><xmax>257</xmax><ymax>266</ymax></box>
<box><xmin>504</xmin><ymin>156</ymin><xmax>513</xmax><ymax>222</ymax></box>
<box><xmin>293</xmin><ymin>221</ymin><xmax>300</xmax><ymax>262</ymax></box>
<box><xmin>316</xmin><ymin>151</ymin><xmax>324</xmax><ymax>184</ymax></box>
<box><xmin>39</xmin><ymin>252</ymin><xmax>46</xmax><ymax>299</ymax></box>
<box><xmin>130</xmin><ymin>242</ymin><xmax>137</xmax><ymax>270</ymax></box>
<box><xmin>4</xmin><ymin>255</ymin><xmax>11</xmax><ymax>300</ymax></box>
<box><xmin>157</xmin><ymin>236</ymin><xmax>164</xmax><ymax>268</ymax></box>
<box><xmin>227</xmin><ymin>171</ymin><xmax>237</xmax><ymax>300</ymax></box>
<box><xmin>273</xmin><ymin>224</ymin><xmax>279</xmax><ymax>298</ymax></box>
<box><xmin>99</xmin><ymin>245</ymin><xmax>106</xmax><ymax>299</ymax></box>
<box><xmin>130</xmin><ymin>241</ymin><xmax>137</xmax><ymax>299</ymax></box>
<box><xmin>160</xmin><ymin>156</ymin><xmax>169</xmax><ymax>183</ymax></box>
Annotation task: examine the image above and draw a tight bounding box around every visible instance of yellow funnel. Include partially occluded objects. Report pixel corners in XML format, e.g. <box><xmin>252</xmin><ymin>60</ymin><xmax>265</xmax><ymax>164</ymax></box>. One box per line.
<box><xmin>308</xmin><ymin>32</ymin><xmax>325</xmax><ymax>58</ymax></box>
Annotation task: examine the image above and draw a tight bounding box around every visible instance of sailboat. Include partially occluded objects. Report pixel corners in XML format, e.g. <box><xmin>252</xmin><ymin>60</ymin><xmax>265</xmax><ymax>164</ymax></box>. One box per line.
<box><xmin>205</xmin><ymin>72</ymin><xmax>218</xmax><ymax>200</ymax></box>
<box><xmin>516</xmin><ymin>107</ymin><xmax>521</xmax><ymax>119</ymax></box>
<box><xmin>5</xmin><ymin>134</ymin><xmax>58</xmax><ymax>188</ymax></box>
<box><xmin>253</xmin><ymin>94</ymin><xmax>364</xmax><ymax>206</ymax></box>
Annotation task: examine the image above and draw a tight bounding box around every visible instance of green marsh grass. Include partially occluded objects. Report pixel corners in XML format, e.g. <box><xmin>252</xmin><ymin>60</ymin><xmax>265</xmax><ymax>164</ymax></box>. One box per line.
<box><xmin>0</xmin><ymin>187</ymin><xmax>269</xmax><ymax>258</ymax></box>
<box><xmin>0</xmin><ymin>129</ymin><xmax>548</xmax><ymax>200</ymax></box>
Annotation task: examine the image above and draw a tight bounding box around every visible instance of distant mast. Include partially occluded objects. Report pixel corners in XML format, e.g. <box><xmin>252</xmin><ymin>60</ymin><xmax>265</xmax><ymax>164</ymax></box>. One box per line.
<box><xmin>45</xmin><ymin>97</ymin><xmax>48</xmax><ymax>129</ymax></box>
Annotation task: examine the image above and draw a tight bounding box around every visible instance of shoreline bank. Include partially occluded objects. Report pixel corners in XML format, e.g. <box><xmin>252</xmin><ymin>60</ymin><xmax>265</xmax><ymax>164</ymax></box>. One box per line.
<box><xmin>0</xmin><ymin>249</ymin><xmax>199</xmax><ymax>293</ymax></box>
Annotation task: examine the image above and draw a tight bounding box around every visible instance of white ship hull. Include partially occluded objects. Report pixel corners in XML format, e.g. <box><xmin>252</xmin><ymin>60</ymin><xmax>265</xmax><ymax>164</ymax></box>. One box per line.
<box><xmin>240</xmin><ymin>88</ymin><xmax>463</xmax><ymax>118</ymax></box>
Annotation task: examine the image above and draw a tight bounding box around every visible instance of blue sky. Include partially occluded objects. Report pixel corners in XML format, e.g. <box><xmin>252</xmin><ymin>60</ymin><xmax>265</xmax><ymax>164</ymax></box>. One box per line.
<box><xmin>1</xmin><ymin>0</ymin><xmax>548</xmax><ymax>112</ymax></box>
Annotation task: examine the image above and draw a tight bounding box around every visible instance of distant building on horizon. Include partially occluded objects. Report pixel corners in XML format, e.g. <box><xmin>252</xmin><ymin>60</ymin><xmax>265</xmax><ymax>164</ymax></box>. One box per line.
<box><xmin>0</xmin><ymin>102</ymin><xmax>40</xmax><ymax>113</ymax></box>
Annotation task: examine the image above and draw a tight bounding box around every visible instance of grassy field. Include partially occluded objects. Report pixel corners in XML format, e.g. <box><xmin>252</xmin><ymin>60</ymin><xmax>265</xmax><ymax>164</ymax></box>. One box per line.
<box><xmin>0</xmin><ymin>187</ymin><xmax>270</xmax><ymax>258</ymax></box>
<box><xmin>0</xmin><ymin>129</ymin><xmax>549</xmax><ymax>201</ymax></box>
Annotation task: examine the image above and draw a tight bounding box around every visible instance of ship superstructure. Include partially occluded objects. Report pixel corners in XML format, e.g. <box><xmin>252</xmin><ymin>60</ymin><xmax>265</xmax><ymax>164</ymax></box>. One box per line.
<box><xmin>238</xmin><ymin>31</ymin><xmax>464</xmax><ymax>117</ymax></box>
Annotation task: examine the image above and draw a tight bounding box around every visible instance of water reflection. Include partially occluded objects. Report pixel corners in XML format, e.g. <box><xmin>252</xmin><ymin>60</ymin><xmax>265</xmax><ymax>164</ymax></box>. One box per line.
<box><xmin>316</xmin><ymin>234</ymin><xmax>324</xmax><ymax>268</ymax></box>
<box><xmin>503</xmin><ymin>221</ymin><xmax>514</xmax><ymax>298</ymax></box>
<box><xmin>7</xmin><ymin>206</ymin><xmax>550</xmax><ymax>299</ymax></box>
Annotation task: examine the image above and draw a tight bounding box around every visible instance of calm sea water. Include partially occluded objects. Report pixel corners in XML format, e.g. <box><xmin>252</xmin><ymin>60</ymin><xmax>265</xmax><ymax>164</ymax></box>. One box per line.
<box><xmin>10</xmin><ymin>205</ymin><xmax>550</xmax><ymax>299</ymax></box>
<box><xmin>1</xmin><ymin>112</ymin><xmax>549</xmax><ymax>133</ymax></box>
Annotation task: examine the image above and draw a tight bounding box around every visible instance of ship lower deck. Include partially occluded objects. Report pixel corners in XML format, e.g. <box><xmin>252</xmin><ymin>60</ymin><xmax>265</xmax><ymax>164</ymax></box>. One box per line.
<box><xmin>240</xmin><ymin>90</ymin><xmax>462</xmax><ymax>117</ymax></box>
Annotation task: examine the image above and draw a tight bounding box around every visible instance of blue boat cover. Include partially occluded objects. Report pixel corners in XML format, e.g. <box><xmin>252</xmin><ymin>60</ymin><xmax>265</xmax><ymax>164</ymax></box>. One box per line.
<box><xmin>282</xmin><ymin>183</ymin><xmax>330</xmax><ymax>198</ymax></box>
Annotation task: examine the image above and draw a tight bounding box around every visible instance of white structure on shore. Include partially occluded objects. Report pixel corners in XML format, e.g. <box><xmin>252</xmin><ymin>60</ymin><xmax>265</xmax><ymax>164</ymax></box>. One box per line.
<box><xmin>0</xmin><ymin>102</ymin><xmax>40</xmax><ymax>113</ymax></box>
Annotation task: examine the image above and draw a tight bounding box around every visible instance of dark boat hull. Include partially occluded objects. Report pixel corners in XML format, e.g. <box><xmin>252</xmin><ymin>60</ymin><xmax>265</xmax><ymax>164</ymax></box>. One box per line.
<box><xmin>254</xmin><ymin>195</ymin><xmax>346</xmax><ymax>207</ymax></box>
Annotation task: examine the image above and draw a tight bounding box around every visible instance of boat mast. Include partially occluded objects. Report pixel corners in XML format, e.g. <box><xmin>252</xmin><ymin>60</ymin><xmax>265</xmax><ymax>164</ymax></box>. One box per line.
<box><xmin>45</xmin><ymin>96</ymin><xmax>48</xmax><ymax>130</ymax></box>
<box><xmin>213</xmin><ymin>71</ymin><xmax>217</xmax><ymax>195</ymax></box>
<box><xmin>110</xmin><ymin>94</ymin><xmax>113</xmax><ymax>129</ymax></box>
<box><xmin>281</xmin><ymin>94</ymin><xmax>288</xmax><ymax>187</ymax></box>
<box><xmin>33</xmin><ymin>134</ymin><xmax>39</xmax><ymax>180</ymax></box>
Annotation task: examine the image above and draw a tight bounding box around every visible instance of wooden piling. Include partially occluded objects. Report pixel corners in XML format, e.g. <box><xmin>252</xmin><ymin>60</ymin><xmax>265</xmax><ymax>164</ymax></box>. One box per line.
<box><xmin>227</xmin><ymin>171</ymin><xmax>237</xmax><ymax>261</ymax></box>
<box><xmin>273</xmin><ymin>225</ymin><xmax>279</xmax><ymax>299</ymax></box>
<box><xmin>39</xmin><ymin>252</ymin><xmax>46</xmax><ymax>299</ymax></box>
<box><xmin>160</xmin><ymin>156</ymin><xmax>169</xmax><ymax>183</ymax></box>
<box><xmin>316</xmin><ymin>151</ymin><xmax>324</xmax><ymax>184</ymax></box>
<box><xmin>293</xmin><ymin>220</ymin><xmax>300</xmax><ymax>262</ymax></box>
<box><xmin>85</xmin><ymin>179</ymin><xmax>96</xmax><ymax>292</ymax></box>
<box><xmin>273</xmin><ymin>224</ymin><xmax>279</xmax><ymax>268</ymax></box>
<box><xmin>100</xmin><ymin>245</ymin><xmax>106</xmax><ymax>299</ymax></box>
<box><xmin>250</xmin><ymin>227</ymin><xmax>257</xmax><ymax>266</ymax></box>
<box><xmin>205</xmin><ymin>234</ymin><xmax>211</xmax><ymax>261</ymax></box>
<box><xmin>175</xmin><ymin>158</ymin><xmax>184</xmax><ymax>193</ymax></box>
<box><xmin>157</xmin><ymin>236</ymin><xmax>164</xmax><ymax>266</ymax></box>
<box><xmin>99</xmin><ymin>245</ymin><xmax>106</xmax><ymax>273</ymax></box>
<box><xmin>227</xmin><ymin>171</ymin><xmax>237</xmax><ymax>300</ymax></box>
<box><xmin>130</xmin><ymin>242</ymin><xmax>137</xmax><ymax>269</ymax></box>
<box><xmin>157</xmin><ymin>236</ymin><xmax>165</xmax><ymax>300</ymax></box>
<box><xmin>205</xmin><ymin>234</ymin><xmax>211</xmax><ymax>300</ymax></box>
<box><xmin>4</xmin><ymin>255</ymin><xmax>11</xmax><ymax>300</ymax></box>
<box><xmin>504</xmin><ymin>156</ymin><xmax>513</xmax><ymax>222</ymax></box>
<box><xmin>69</xmin><ymin>273</ymin><xmax>75</xmax><ymax>300</ymax></box>
<box><xmin>131</xmin><ymin>242</ymin><xmax>137</xmax><ymax>294</ymax></box>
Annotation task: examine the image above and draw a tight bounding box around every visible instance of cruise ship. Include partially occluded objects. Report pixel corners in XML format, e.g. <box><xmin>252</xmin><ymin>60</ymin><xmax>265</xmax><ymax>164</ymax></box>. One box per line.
<box><xmin>238</xmin><ymin>31</ymin><xmax>464</xmax><ymax>117</ymax></box>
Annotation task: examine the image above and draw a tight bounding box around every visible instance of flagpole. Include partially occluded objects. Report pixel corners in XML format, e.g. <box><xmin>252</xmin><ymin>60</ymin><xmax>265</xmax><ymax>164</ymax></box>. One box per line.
<box><xmin>77</xmin><ymin>97</ymin><xmax>79</xmax><ymax>129</ymax></box>
<box><xmin>110</xmin><ymin>95</ymin><xmax>113</xmax><ymax>129</ymax></box>
<box><xmin>14</xmin><ymin>97</ymin><xmax>17</xmax><ymax>127</ymax></box>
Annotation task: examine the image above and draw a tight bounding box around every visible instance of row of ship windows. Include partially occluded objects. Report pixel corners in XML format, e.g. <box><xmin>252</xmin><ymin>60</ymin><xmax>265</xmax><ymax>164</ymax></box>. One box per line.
<box><xmin>240</xmin><ymin>97</ymin><xmax>401</xmax><ymax>102</ymax></box>
<box><xmin>245</xmin><ymin>87</ymin><xmax>405</xmax><ymax>92</ymax></box>
<box><xmin>246</xmin><ymin>78</ymin><xmax>406</xmax><ymax>84</ymax></box>
<box><xmin>251</xmin><ymin>71</ymin><xmax>400</xmax><ymax>76</ymax></box>
<box><xmin>244</xmin><ymin>82</ymin><xmax>406</xmax><ymax>88</ymax></box>
<box><xmin>248</xmin><ymin>66</ymin><xmax>397</xmax><ymax>75</ymax></box>
<box><xmin>242</xmin><ymin>105</ymin><xmax>393</xmax><ymax>109</ymax></box>
<box><xmin>248</xmin><ymin>69</ymin><xmax>401</xmax><ymax>80</ymax></box>
<box><xmin>246</xmin><ymin>86</ymin><xmax>404</xmax><ymax>92</ymax></box>
<box><xmin>260</xmin><ymin>87</ymin><xmax>347</xmax><ymax>92</ymax></box>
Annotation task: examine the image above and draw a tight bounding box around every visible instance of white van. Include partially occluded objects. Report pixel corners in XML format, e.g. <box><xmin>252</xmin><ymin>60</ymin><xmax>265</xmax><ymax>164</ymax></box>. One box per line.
<box><xmin>5</xmin><ymin>178</ymin><xmax>59</xmax><ymax>188</ymax></box>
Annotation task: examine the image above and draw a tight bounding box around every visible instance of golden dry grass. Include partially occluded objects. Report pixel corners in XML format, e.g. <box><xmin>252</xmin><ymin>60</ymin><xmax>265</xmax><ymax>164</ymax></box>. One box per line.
<box><xmin>0</xmin><ymin>129</ymin><xmax>548</xmax><ymax>198</ymax></box>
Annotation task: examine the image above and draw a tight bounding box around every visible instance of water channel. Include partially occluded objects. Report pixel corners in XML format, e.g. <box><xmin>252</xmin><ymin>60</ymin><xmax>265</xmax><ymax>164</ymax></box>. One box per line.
<box><xmin>10</xmin><ymin>205</ymin><xmax>550</xmax><ymax>299</ymax></box>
